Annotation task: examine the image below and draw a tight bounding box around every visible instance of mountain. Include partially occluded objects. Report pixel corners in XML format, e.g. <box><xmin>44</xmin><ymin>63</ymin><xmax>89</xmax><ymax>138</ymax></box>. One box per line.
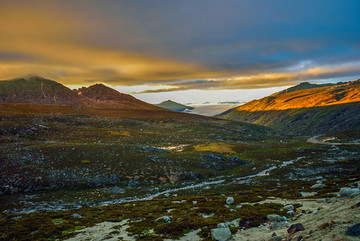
<box><xmin>0</xmin><ymin>75</ymin><xmax>85</xmax><ymax>106</ymax></box>
<box><xmin>0</xmin><ymin>75</ymin><xmax>165</xmax><ymax>111</ymax></box>
<box><xmin>219</xmin><ymin>79</ymin><xmax>360</xmax><ymax>135</ymax></box>
<box><xmin>274</xmin><ymin>81</ymin><xmax>343</xmax><ymax>96</ymax></box>
<box><xmin>76</xmin><ymin>84</ymin><xmax>163</xmax><ymax>110</ymax></box>
<box><xmin>155</xmin><ymin>100</ymin><xmax>194</xmax><ymax>112</ymax></box>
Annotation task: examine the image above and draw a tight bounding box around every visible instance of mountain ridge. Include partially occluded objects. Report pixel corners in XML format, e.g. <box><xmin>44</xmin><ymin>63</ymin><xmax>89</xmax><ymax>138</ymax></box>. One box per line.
<box><xmin>0</xmin><ymin>75</ymin><xmax>85</xmax><ymax>106</ymax></box>
<box><xmin>219</xmin><ymin>79</ymin><xmax>360</xmax><ymax>134</ymax></box>
<box><xmin>232</xmin><ymin>80</ymin><xmax>360</xmax><ymax>112</ymax></box>
<box><xmin>0</xmin><ymin>76</ymin><xmax>163</xmax><ymax>111</ymax></box>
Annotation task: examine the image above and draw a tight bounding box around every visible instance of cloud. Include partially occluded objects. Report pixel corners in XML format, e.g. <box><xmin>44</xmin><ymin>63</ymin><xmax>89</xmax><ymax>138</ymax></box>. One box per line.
<box><xmin>0</xmin><ymin>0</ymin><xmax>359</xmax><ymax>91</ymax></box>
<box><xmin>134</xmin><ymin>60</ymin><xmax>360</xmax><ymax>93</ymax></box>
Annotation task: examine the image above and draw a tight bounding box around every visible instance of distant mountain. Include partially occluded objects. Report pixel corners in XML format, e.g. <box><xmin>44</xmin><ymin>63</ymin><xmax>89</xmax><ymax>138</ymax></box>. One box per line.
<box><xmin>155</xmin><ymin>100</ymin><xmax>194</xmax><ymax>112</ymax></box>
<box><xmin>0</xmin><ymin>75</ymin><xmax>85</xmax><ymax>106</ymax></box>
<box><xmin>219</xmin><ymin>80</ymin><xmax>360</xmax><ymax>135</ymax></box>
<box><xmin>0</xmin><ymin>76</ymin><xmax>162</xmax><ymax>111</ymax></box>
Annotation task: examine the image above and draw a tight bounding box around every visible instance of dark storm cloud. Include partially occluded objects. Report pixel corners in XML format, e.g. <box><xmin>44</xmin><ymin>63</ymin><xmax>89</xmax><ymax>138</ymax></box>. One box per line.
<box><xmin>0</xmin><ymin>0</ymin><xmax>359</xmax><ymax>88</ymax></box>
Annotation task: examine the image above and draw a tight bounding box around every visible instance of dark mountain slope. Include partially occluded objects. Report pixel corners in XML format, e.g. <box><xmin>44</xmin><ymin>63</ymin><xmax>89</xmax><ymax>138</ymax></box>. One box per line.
<box><xmin>76</xmin><ymin>84</ymin><xmax>164</xmax><ymax>110</ymax></box>
<box><xmin>0</xmin><ymin>76</ymin><xmax>165</xmax><ymax>111</ymax></box>
<box><xmin>0</xmin><ymin>75</ymin><xmax>85</xmax><ymax>106</ymax></box>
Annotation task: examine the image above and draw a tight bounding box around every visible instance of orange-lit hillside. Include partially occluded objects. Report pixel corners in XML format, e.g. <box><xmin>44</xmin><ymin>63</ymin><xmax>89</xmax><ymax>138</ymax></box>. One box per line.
<box><xmin>219</xmin><ymin>79</ymin><xmax>360</xmax><ymax>135</ymax></box>
<box><xmin>236</xmin><ymin>80</ymin><xmax>360</xmax><ymax>112</ymax></box>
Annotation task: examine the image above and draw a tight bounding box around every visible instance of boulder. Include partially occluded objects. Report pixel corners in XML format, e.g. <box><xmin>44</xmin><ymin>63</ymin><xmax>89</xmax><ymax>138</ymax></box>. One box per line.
<box><xmin>310</xmin><ymin>183</ymin><xmax>325</xmax><ymax>189</ymax></box>
<box><xmin>346</xmin><ymin>223</ymin><xmax>360</xmax><ymax>237</ymax></box>
<box><xmin>286</xmin><ymin>210</ymin><xmax>295</xmax><ymax>217</ymax></box>
<box><xmin>228</xmin><ymin>219</ymin><xmax>240</xmax><ymax>228</ymax></box>
<box><xmin>340</xmin><ymin>187</ymin><xmax>360</xmax><ymax>197</ymax></box>
<box><xmin>271</xmin><ymin>221</ymin><xmax>288</xmax><ymax>229</ymax></box>
<box><xmin>217</xmin><ymin>223</ymin><xmax>229</xmax><ymax>228</ymax></box>
<box><xmin>226</xmin><ymin>197</ymin><xmax>234</xmax><ymax>205</ymax></box>
<box><xmin>270</xmin><ymin>235</ymin><xmax>283</xmax><ymax>241</ymax></box>
<box><xmin>351</xmin><ymin>202</ymin><xmax>360</xmax><ymax>209</ymax></box>
<box><xmin>287</xmin><ymin>223</ymin><xmax>305</xmax><ymax>234</ymax></box>
<box><xmin>267</xmin><ymin>214</ymin><xmax>283</xmax><ymax>222</ymax></box>
<box><xmin>211</xmin><ymin>227</ymin><xmax>232</xmax><ymax>241</ymax></box>
<box><xmin>72</xmin><ymin>213</ymin><xmax>83</xmax><ymax>218</ymax></box>
<box><xmin>284</xmin><ymin>204</ymin><xmax>294</xmax><ymax>211</ymax></box>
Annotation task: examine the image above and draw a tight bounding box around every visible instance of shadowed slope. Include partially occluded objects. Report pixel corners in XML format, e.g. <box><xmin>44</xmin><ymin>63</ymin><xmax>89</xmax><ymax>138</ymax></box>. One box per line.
<box><xmin>0</xmin><ymin>76</ymin><xmax>165</xmax><ymax>111</ymax></box>
<box><xmin>0</xmin><ymin>75</ymin><xmax>85</xmax><ymax>106</ymax></box>
<box><xmin>76</xmin><ymin>84</ymin><xmax>164</xmax><ymax>110</ymax></box>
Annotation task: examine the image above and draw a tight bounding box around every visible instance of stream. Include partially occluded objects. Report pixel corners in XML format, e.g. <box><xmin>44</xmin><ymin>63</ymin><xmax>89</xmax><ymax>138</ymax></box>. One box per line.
<box><xmin>7</xmin><ymin>156</ymin><xmax>305</xmax><ymax>213</ymax></box>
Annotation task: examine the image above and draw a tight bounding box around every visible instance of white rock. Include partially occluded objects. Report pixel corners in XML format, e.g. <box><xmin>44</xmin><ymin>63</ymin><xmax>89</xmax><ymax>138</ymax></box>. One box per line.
<box><xmin>226</xmin><ymin>197</ymin><xmax>234</xmax><ymax>205</ymax></box>
<box><xmin>311</xmin><ymin>183</ymin><xmax>325</xmax><ymax>189</ymax></box>
<box><xmin>284</xmin><ymin>204</ymin><xmax>294</xmax><ymax>211</ymax></box>
<box><xmin>286</xmin><ymin>210</ymin><xmax>295</xmax><ymax>217</ymax></box>
<box><xmin>211</xmin><ymin>228</ymin><xmax>232</xmax><ymax>241</ymax></box>
<box><xmin>340</xmin><ymin>187</ymin><xmax>360</xmax><ymax>197</ymax></box>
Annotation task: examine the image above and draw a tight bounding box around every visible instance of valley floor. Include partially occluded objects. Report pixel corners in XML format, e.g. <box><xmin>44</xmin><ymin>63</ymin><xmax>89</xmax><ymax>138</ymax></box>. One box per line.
<box><xmin>1</xmin><ymin>112</ymin><xmax>360</xmax><ymax>240</ymax></box>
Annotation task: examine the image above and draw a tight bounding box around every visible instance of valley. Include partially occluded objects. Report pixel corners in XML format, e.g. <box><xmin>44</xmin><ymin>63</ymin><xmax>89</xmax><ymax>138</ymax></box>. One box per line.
<box><xmin>1</xmin><ymin>77</ymin><xmax>360</xmax><ymax>240</ymax></box>
<box><xmin>1</xmin><ymin>108</ymin><xmax>360</xmax><ymax>240</ymax></box>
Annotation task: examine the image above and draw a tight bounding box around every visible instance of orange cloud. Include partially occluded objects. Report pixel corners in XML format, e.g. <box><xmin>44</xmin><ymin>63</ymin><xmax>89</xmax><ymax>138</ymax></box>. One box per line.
<box><xmin>0</xmin><ymin>1</ymin><xmax>225</xmax><ymax>84</ymax></box>
<box><xmin>0</xmin><ymin>1</ymin><xmax>359</xmax><ymax>91</ymax></box>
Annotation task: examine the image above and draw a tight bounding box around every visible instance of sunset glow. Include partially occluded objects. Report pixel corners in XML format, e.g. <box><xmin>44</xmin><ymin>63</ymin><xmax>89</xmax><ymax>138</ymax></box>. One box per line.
<box><xmin>1</xmin><ymin>0</ymin><xmax>360</xmax><ymax>103</ymax></box>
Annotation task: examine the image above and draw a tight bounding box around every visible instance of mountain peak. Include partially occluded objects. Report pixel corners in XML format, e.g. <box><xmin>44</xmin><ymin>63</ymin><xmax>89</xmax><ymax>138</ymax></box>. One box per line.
<box><xmin>275</xmin><ymin>81</ymin><xmax>342</xmax><ymax>96</ymax></box>
<box><xmin>0</xmin><ymin>75</ymin><xmax>83</xmax><ymax>105</ymax></box>
<box><xmin>22</xmin><ymin>74</ymin><xmax>47</xmax><ymax>81</ymax></box>
<box><xmin>155</xmin><ymin>100</ymin><xmax>193</xmax><ymax>112</ymax></box>
<box><xmin>77</xmin><ymin>84</ymin><xmax>137</xmax><ymax>102</ymax></box>
<box><xmin>0</xmin><ymin>76</ymin><xmax>163</xmax><ymax>111</ymax></box>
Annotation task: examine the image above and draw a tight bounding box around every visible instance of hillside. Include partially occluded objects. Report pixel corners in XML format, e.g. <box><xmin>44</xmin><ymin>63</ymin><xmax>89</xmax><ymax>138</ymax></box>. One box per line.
<box><xmin>0</xmin><ymin>76</ymin><xmax>165</xmax><ymax>112</ymax></box>
<box><xmin>76</xmin><ymin>84</ymin><xmax>164</xmax><ymax>110</ymax></box>
<box><xmin>219</xmin><ymin>79</ymin><xmax>360</xmax><ymax>135</ymax></box>
<box><xmin>274</xmin><ymin>81</ymin><xmax>342</xmax><ymax>96</ymax></box>
<box><xmin>0</xmin><ymin>75</ymin><xmax>85</xmax><ymax>106</ymax></box>
<box><xmin>155</xmin><ymin>100</ymin><xmax>194</xmax><ymax>112</ymax></box>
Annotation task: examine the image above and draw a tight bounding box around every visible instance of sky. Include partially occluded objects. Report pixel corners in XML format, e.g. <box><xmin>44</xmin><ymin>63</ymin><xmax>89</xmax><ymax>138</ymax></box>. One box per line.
<box><xmin>0</xmin><ymin>0</ymin><xmax>360</xmax><ymax>104</ymax></box>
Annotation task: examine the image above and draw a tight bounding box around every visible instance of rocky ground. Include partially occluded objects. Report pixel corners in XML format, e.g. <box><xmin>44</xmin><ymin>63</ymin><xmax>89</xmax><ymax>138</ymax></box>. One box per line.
<box><xmin>39</xmin><ymin>184</ymin><xmax>360</xmax><ymax>241</ymax></box>
<box><xmin>234</xmin><ymin>187</ymin><xmax>360</xmax><ymax>241</ymax></box>
<box><xmin>1</xmin><ymin>113</ymin><xmax>360</xmax><ymax>240</ymax></box>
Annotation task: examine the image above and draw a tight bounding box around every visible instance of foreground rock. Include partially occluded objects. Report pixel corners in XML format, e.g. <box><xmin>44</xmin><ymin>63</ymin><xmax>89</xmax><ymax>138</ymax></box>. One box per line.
<box><xmin>267</xmin><ymin>214</ymin><xmax>283</xmax><ymax>222</ymax></box>
<box><xmin>346</xmin><ymin>223</ymin><xmax>360</xmax><ymax>237</ymax></box>
<box><xmin>340</xmin><ymin>187</ymin><xmax>360</xmax><ymax>197</ymax></box>
<box><xmin>287</xmin><ymin>223</ymin><xmax>305</xmax><ymax>234</ymax></box>
<box><xmin>211</xmin><ymin>227</ymin><xmax>232</xmax><ymax>241</ymax></box>
<box><xmin>234</xmin><ymin>191</ymin><xmax>360</xmax><ymax>241</ymax></box>
<box><xmin>283</xmin><ymin>204</ymin><xmax>294</xmax><ymax>211</ymax></box>
<box><xmin>310</xmin><ymin>183</ymin><xmax>324</xmax><ymax>189</ymax></box>
<box><xmin>226</xmin><ymin>197</ymin><xmax>234</xmax><ymax>205</ymax></box>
